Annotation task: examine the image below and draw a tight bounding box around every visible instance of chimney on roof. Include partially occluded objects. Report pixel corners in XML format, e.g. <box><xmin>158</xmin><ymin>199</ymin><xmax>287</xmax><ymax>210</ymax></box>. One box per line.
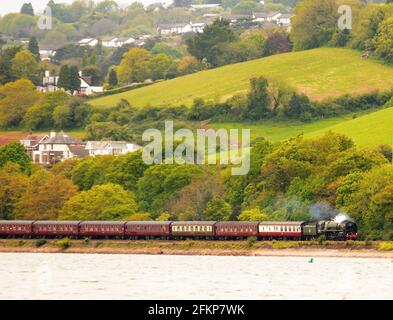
<box><xmin>79</xmin><ymin>71</ymin><xmax>82</xmax><ymax>77</ymax></box>
<box><xmin>50</xmin><ymin>131</ymin><xmax>56</xmax><ymax>138</ymax></box>
<box><xmin>45</xmin><ymin>70</ymin><xmax>50</xmax><ymax>77</ymax></box>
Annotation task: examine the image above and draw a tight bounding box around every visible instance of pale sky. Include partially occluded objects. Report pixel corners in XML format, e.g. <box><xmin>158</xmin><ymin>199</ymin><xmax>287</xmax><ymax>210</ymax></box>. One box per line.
<box><xmin>0</xmin><ymin>0</ymin><xmax>171</xmax><ymax>15</ymax></box>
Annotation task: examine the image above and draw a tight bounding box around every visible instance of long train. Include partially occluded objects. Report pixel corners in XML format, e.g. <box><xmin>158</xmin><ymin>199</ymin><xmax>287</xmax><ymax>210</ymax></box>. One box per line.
<box><xmin>0</xmin><ymin>219</ymin><xmax>358</xmax><ymax>240</ymax></box>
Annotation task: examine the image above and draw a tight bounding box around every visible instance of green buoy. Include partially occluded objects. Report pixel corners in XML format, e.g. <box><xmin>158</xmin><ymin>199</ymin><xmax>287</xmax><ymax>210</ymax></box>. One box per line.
<box><xmin>308</xmin><ymin>258</ymin><xmax>314</xmax><ymax>263</ymax></box>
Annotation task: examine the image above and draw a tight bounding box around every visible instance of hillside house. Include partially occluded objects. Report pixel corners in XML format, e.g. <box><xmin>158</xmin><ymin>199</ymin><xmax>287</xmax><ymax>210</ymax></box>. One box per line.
<box><xmin>102</xmin><ymin>37</ymin><xmax>136</xmax><ymax>48</ymax></box>
<box><xmin>252</xmin><ymin>12</ymin><xmax>282</xmax><ymax>23</ymax></box>
<box><xmin>20</xmin><ymin>133</ymin><xmax>49</xmax><ymax>157</ymax></box>
<box><xmin>39</xmin><ymin>45</ymin><xmax>58</xmax><ymax>61</ymax></box>
<box><xmin>79</xmin><ymin>71</ymin><xmax>104</xmax><ymax>96</ymax></box>
<box><xmin>85</xmin><ymin>141</ymin><xmax>142</xmax><ymax>156</ymax></box>
<box><xmin>158</xmin><ymin>22</ymin><xmax>206</xmax><ymax>35</ymax></box>
<box><xmin>25</xmin><ymin>131</ymin><xmax>88</xmax><ymax>166</ymax></box>
<box><xmin>78</xmin><ymin>38</ymin><xmax>99</xmax><ymax>47</ymax></box>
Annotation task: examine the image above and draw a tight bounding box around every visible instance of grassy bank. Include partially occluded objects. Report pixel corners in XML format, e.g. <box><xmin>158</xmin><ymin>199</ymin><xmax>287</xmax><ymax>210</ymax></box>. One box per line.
<box><xmin>90</xmin><ymin>48</ymin><xmax>393</xmax><ymax>109</ymax></box>
<box><xmin>1</xmin><ymin>239</ymin><xmax>393</xmax><ymax>257</ymax></box>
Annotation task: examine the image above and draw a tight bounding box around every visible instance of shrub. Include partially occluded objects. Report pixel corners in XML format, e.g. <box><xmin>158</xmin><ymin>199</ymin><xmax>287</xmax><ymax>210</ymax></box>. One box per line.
<box><xmin>317</xmin><ymin>235</ymin><xmax>326</xmax><ymax>245</ymax></box>
<box><xmin>83</xmin><ymin>237</ymin><xmax>90</xmax><ymax>245</ymax></box>
<box><xmin>35</xmin><ymin>239</ymin><xmax>47</xmax><ymax>247</ymax></box>
<box><xmin>18</xmin><ymin>240</ymin><xmax>25</xmax><ymax>247</ymax></box>
<box><xmin>378</xmin><ymin>242</ymin><xmax>393</xmax><ymax>251</ymax></box>
<box><xmin>246</xmin><ymin>236</ymin><xmax>257</xmax><ymax>248</ymax></box>
<box><xmin>55</xmin><ymin>238</ymin><xmax>70</xmax><ymax>250</ymax></box>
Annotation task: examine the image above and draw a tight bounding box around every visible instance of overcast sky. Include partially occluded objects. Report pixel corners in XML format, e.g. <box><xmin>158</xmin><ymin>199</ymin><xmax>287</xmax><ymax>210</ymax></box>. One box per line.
<box><xmin>0</xmin><ymin>0</ymin><xmax>170</xmax><ymax>15</ymax></box>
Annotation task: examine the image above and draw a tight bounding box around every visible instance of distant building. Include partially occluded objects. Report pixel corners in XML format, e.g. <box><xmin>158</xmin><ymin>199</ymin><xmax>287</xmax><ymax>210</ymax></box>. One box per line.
<box><xmin>24</xmin><ymin>131</ymin><xmax>88</xmax><ymax>166</ymax></box>
<box><xmin>101</xmin><ymin>37</ymin><xmax>136</xmax><ymax>48</ymax></box>
<box><xmin>78</xmin><ymin>38</ymin><xmax>99</xmax><ymax>47</ymax></box>
<box><xmin>37</xmin><ymin>70</ymin><xmax>103</xmax><ymax>96</ymax></box>
<box><xmin>222</xmin><ymin>14</ymin><xmax>252</xmax><ymax>23</ymax></box>
<box><xmin>190</xmin><ymin>4</ymin><xmax>221</xmax><ymax>10</ymax></box>
<box><xmin>85</xmin><ymin>141</ymin><xmax>142</xmax><ymax>156</ymax></box>
<box><xmin>39</xmin><ymin>45</ymin><xmax>58</xmax><ymax>61</ymax></box>
<box><xmin>252</xmin><ymin>12</ymin><xmax>282</xmax><ymax>23</ymax></box>
<box><xmin>158</xmin><ymin>22</ymin><xmax>206</xmax><ymax>35</ymax></box>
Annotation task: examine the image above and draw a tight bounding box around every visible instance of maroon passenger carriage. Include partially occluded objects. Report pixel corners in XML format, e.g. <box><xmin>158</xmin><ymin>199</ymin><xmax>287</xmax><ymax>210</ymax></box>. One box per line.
<box><xmin>215</xmin><ymin>221</ymin><xmax>259</xmax><ymax>239</ymax></box>
<box><xmin>33</xmin><ymin>221</ymin><xmax>80</xmax><ymax>238</ymax></box>
<box><xmin>79</xmin><ymin>221</ymin><xmax>126</xmax><ymax>238</ymax></box>
<box><xmin>0</xmin><ymin>221</ymin><xmax>34</xmax><ymax>237</ymax></box>
<box><xmin>125</xmin><ymin>221</ymin><xmax>171</xmax><ymax>239</ymax></box>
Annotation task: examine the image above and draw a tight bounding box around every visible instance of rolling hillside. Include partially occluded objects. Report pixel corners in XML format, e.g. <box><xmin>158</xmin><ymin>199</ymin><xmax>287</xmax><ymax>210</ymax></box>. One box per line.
<box><xmin>214</xmin><ymin>108</ymin><xmax>393</xmax><ymax>147</ymax></box>
<box><xmin>91</xmin><ymin>48</ymin><xmax>393</xmax><ymax>109</ymax></box>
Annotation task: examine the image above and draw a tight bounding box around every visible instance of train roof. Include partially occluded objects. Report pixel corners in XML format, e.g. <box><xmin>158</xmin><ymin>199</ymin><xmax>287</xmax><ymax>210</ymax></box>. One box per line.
<box><xmin>0</xmin><ymin>220</ymin><xmax>34</xmax><ymax>224</ymax></box>
<box><xmin>259</xmin><ymin>221</ymin><xmax>305</xmax><ymax>226</ymax></box>
<box><xmin>125</xmin><ymin>221</ymin><xmax>172</xmax><ymax>225</ymax></box>
<box><xmin>33</xmin><ymin>221</ymin><xmax>81</xmax><ymax>225</ymax></box>
<box><xmin>215</xmin><ymin>221</ymin><xmax>259</xmax><ymax>225</ymax></box>
<box><xmin>171</xmin><ymin>221</ymin><xmax>216</xmax><ymax>226</ymax></box>
<box><xmin>79</xmin><ymin>221</ymin><xmax>126</xmax><ymax>225</ymax></box>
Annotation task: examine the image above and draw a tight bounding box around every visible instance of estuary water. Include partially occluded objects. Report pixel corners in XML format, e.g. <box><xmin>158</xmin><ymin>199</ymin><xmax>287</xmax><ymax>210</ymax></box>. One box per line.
<box><xmin>0</xmin><ymin>253</ymin><xmax>392</xmax><ymax>300</ymax></box>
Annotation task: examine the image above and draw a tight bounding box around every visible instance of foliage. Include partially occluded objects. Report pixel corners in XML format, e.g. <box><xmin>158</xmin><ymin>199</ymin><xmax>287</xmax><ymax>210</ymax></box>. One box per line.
<box><xmin>15</xmin><ymin>170</ymin><xmax>78</xmax><ymax>220</ymax></box>
<box><xmin>60</xmin><ymin>183</ymin><xmax>138</xmax><ymax>220</ymax></box>
<box><xmin>238</xmin><ymin>208</ymin><xmax>268</xmax><ymax>221</ymax></box>
<box><xmin>0</xmin><ymin>142</ymin><xmax>32</xmax><ymax>174</ymax></box>
<box><xmin>0</xmin><ymin>79</ymin><xmax>41</xmax><ymax>127</ymax></box>
<box><xmin>118</xmin><ymin>48</ymin><xmax>151</xmax><ymax>83</ymax></box>
<box><xmin>205</xmin><ymin>197</ymin><xmax>232</xmax><ymax>221</ymax></box>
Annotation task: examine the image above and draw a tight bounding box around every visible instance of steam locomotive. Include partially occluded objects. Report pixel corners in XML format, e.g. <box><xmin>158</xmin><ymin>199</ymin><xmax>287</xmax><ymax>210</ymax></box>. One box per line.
<box><xmin>0</xmin><ymin>218</ymin><xmax>358</xmax><ymax>240</ymax></box>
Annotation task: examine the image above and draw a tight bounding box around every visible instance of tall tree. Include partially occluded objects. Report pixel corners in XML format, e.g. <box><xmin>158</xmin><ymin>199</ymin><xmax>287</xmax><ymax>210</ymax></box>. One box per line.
<box><xmin>247</xmin><ymin>77</ymin><xmax>272</xmax><ymax>120</ymax></box>
<box><xmin>57</xmin><ymin>65</ymin><xmax>70</xmax><ymax>91</ymax></box>
<box><xmin>20</xmin><ymin>3</ymin><xmax>34</xmax><ymax>16</ymax></box>
<box><xmin>28</xmin><ymin>36</ymin><xmax>40</xmax><ymax>59</ymax></box>
<box><xmin>0</xmin><ymin>46</ymin><xmax>22</xmax><ymax>85</ymax></box>
<box><xmin>118</xmin><ymin>48</ymin><xmax>151</xmax><ymax>83</ymax></box>
<box><xmin>291</xmin><ymin>0</ymin><xmax>337</xmax><ymax>50</ymax></box>
<box><xmin>108</xmin><ymin>68</ymin><xmax>118</xmax><ymax>87</ymax></box>
<box><xmin>11</xmin><ymin>49</ymin><xmax>39</xmax><ymax>83</ymax></box>
<box><xmin>186</xmin><ymin>19</ymin><xmax>236</xmax><ymax>67</ymax></box>
<box><xmin>69</xmin><ymin>65</ymin><xmax>81</xmax><ymax>92</ymax></box>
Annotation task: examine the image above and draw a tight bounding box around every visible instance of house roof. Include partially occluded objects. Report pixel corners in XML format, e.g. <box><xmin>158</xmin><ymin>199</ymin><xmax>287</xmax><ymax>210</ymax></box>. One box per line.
<box><xmin>279</xmin><ymin>13</ymin><xmax>293</xmax><ymax>19</ymax></box>
<box><xmin>68</xmin><ymin>145</ymin><xmax>89</xmax><ymax>157</ymax></box>
<box><xmin>158</xmin><ymin>23</ymin><xmax>188</xmax><ymax>29</ymax></box>
<box><xmin>253</xmin><ymin>12</ymin><xmax>281</xmax><ymax>19</ymax></box>
<box><xmin>41</xmin><ymin>132</ymin><xmax>84</xmax><ymax>145</ymax></box>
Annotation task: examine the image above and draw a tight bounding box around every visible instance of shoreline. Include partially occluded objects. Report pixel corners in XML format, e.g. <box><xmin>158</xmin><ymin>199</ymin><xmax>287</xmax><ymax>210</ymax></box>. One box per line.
<box><xmin>1</xmin><ymin>239</ymin><xmax>393</xmax><ymax>258</ymax></box>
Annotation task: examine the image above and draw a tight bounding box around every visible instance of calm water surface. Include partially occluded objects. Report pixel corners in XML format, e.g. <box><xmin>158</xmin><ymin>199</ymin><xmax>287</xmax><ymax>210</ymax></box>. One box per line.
<box><xmin>0</xmin><ymin>253</ymin><xmax>392</xmax><ymax>299</ymax></box>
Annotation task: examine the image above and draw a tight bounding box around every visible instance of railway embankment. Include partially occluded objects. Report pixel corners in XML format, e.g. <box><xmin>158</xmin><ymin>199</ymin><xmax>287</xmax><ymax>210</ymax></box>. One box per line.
<box><xmin>1</xmin><ymin>239</ymin><xmax>393</xmax><ymax>258</ymax></box>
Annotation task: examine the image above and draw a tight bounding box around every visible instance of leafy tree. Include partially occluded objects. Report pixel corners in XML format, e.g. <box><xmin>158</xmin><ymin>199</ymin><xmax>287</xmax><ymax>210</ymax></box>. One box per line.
<box><xmin>238</xmin><ymin>208</ymin><xmax>268</xmax><ymax>221</ymax></box>
<box><xmin>105</xmin><ymin>151</ymin><xmax>148</xmax><ymax>191</ymax></box>
<box><xmin>247</xmin><ymin>77</ymin><xmax>272</xmax><ymax>120</ymax></box>
<box><xmin>53</xmin><ymin>104</ymin><xmax>72</xmax><ymax>128</ymax></box>
<box><xmin>0</xmin><ymin>79</ymin><xmax>41</xmax><ymax>127</ymax></box>
<box><xmin>186</xmin><ymin>19</ymin><xmax>236</xmax><ymax>67</ymax></box>
<box><xmin>375</xmin><ymin>16</ymin><xmax>393</xmax><ymax>63</ymax></box>
<box><xmin>82</xmin><ymin>66</ymin><xmax>102</xmax><ymax>86</ymax></box>
<box><xmin>148</xmin><ymin>53</ymin><xmax>174</xmax><ymax>80</ymax></box>
<box><xmin>118</xmin><ymin>48</ymin><xmax>151</xmax><ymax>83</ymax></box>
<box><xmin>0</xmin><ymin>142</ymin><xmax>32</xmax><ymax>174</ymax></box>
<box><xmin>265</xmin><ymin>32</ymin><xmax>291</xmax><ymax>56</ymax></box>
<box><xmin>11</xmin><ymin>49</ymin><xmax>39</xmax><ymax>84</ymax></box>
<box><xmin>284</xmin><ymin>92</ymin><xmax>313</xmax><ymax>120</ymax></box>
<box><xmin>69</xmin><ymin>65</ymin><xmax>81</xmax><ymax>92</ymax></box>
<box><xmin>60</xmin><ymin>183</ymin><xmax>138</xmax><ymax>220</ymax></box>
<box><xmin>57</xmin><ymin>65</ymin><xmax>70</xmax><ymax>91</ymax></box>
<box><xmin>108</xmin><ymin>68</ymin><xmax>118</xmax><ymax>87</ymax></box>
<box><xmin>15</xmin><ymin>170</ymin><xmax>78</xmax><ymax>220</ymax></box>
<box><xmin>0</xmin><ymin>46</ymin><xmax>22</xmax><ymax>85</ymax></box>
<box><xmin>20</xmin><ymin>3</ymin><xmax>34</xmax><ymax>16</ymax></box>
<box><xmin>0</xmin><ymin>163</ymin><xmax>29</xmax><ymax>220</ymax></box>
<box><xmin>178</xmin><ymin>55</ymin><xmax>201</xmax><ymax>75</ymax></box>
<box><xmin>23</xmin><ymin>91</ymin><xmax>71</xmax><ymax>130</ymax></box>
<box><xmin>28</xmin><ymin>36</ymin><xmax>39</xmax><ymax>59</ymax></box>
<box><xmin>205</xmin><ymin>197</ymin><xmax>232</xmax><ymax>221</ymax></box>
<box><xmin>291</xmin><ymin>0</ymin><xmax>338</xmax><ymax>50</ymax></box>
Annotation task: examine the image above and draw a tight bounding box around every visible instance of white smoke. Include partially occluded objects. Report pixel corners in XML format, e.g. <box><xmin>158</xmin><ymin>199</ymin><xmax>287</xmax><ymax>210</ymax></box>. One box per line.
<box><xmin>309</xmin><ymin>202</ymin><xmax>354</xmax><ymax>222</ymax></box>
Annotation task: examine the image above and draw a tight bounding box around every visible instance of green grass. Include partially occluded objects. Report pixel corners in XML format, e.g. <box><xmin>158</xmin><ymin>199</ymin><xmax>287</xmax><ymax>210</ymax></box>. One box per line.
<box><xmin>213</xmin><ymin>107</ymin><xmax>393</xmax><ymax>147</ymax></box>
<box><xmin>90</xmin><ymin>48</ymin><xmax>393</xmax><ymax>109</ymax></box>
<box><xmin>306</xmin><ymin>107</ymin><xmax>393</xmax><ymax>147</ymax></box>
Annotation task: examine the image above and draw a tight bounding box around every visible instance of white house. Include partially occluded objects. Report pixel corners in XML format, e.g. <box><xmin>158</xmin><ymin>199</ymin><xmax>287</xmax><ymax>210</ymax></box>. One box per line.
<box><xmin>102</xmin><ymin>37</ymin><xmax>119</xmax><ymax>48</ymax></box>
<box><xmin>190</xmin><ymin>4</ymin><xmax>221</xmax><ymax>10</ymax></box>
<box><xmin>28</xmin><ymin>131</ymin><xmax>88</xmax><ymax>166</ymax></box>
<box><xmin>252</xmin><ymin>12</ymin><xmax>282</xmax><ymax>23</ymax></box>
<box><xmin>78</xmin><ymin>38</ymin><xmax>99</xmax><ymax>47</ymax></box>
<box><xmin>158</xmin><ymin>22</ymin><xmax>206</xmax><ymax>35</ymax></box>
<box><xmin>85</xmin><ymin>141</ymin><xmax>142</xmax><ymax>156</ymax></box>
<box><xmin>39</xmin><ymin>45</ymin><xmax>57</xmax><ymax>61</ymax></box>
<box><xmin>20</xmin><ymin>133</ymin><xmax>49</xmax><ymax>157</ymax></box>
<box><xmin>79</xmin><ymin>72</ymin><xmax>104</xmax><ymax>96</ymax></box>
<box><xmin>277</xmin><ymin>13</ymin><xmax>293</xmax><ymax>25</ymax></box>
<box><xmin>37</xmin><ymin>70</ymin><xmax>59</xmax><ymax>93</ymax></box>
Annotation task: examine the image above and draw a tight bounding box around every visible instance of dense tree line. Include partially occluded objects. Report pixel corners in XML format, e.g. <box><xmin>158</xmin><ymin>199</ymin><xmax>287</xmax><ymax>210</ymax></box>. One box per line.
<box><xmin>0</xmin><ymin>130</ymin><xmax>392</xmax><ymax>239</ymax></box>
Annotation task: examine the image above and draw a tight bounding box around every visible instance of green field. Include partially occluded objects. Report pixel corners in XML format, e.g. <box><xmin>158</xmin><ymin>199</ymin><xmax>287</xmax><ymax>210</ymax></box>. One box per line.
<box><xmin>213</xmin><ymin>107</ymin><xmax>393</xmax><ymax>147</ymax></box>
<box><xmin>91</xmin><ymin>48</ymin><xmax>393</xmax><ymax>109</ymax></box>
